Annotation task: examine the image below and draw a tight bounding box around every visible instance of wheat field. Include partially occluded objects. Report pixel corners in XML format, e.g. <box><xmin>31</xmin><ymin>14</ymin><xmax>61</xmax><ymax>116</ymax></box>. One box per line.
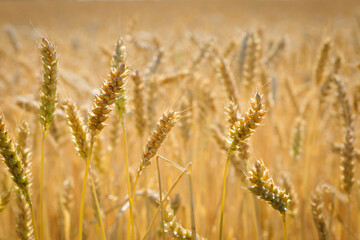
<box><xmin>0</xmin><ymin>1</ymin><xmax>360</xmax><ymax>240</ymax></box>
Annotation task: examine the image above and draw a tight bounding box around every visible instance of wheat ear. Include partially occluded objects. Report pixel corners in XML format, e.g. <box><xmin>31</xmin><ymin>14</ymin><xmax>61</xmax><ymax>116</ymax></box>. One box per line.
<box><xmin>219</xmin><ymin>92</ymin><xmax>266</xmax><ymax>240</ymax></box>
<box><xmin>0</xmin><ymin>115</ymin><xmax>38</xmax><ymax>240</ymax></box>
<box><xmin>311</xmin><ymin>186</ymin><xmax>328</xmax><ymax>240</ymax></box>
<box><xmin>314</xmin><ymin>39</ymin><xmax>331</xmax><ymax>84</ymax></box>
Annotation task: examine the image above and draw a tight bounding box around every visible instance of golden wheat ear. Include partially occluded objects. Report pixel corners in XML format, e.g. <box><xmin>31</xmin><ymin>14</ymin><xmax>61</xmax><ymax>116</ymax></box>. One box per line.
<box><xmin>140</xmin><ymin>110</ymin><xmax>181</xmax><ymax>172</ymax></box>
<box><xmin>248</xmin><ymin>160</ymin><xmax>291</xmax><ymax>215</ymax></box>
<box><xmin>229</xmin><ymin>92</ymin><xmax>266</xmax><ymax>152</ymax></box>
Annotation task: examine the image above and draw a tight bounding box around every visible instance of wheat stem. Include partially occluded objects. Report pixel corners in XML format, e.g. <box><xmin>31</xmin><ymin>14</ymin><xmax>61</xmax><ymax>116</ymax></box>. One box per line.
<box><xmin>89</xmin><ymin>169</ymin><xmax>106</xmax><ymax>240</ymax></box>
<box><xmin>121</xmin><ymin>118</ymin><xmax>135</xmax><ymax>240</ymax></box>
<box><xmin>29</xmin><ymin>201</ymin><xmax>40</xmax><ymax>240</ymax></box>
<box><xmin>219</xmin><ymin>151</ymin><xmax>231</xmax><ymax>240</ymax></box>
<box><xmin>142</xmin><ymin>162</ymin><xmax>191</xmax><ymax>239</ymax></box>
<box><xmin>78</xmin><ymin>140</ymin><xmax>94</xmax><ymax>240</ymax></box>
<box><xmin>156</xmin><ymin>157</ymin><xmax>165</xmax><ymax>240</ymax></box>
<box><xmin>348</xmin><ymin>196</ymin><xmax>351</xmax><ymax>240</ymax></box>
<box><xmin>39</xmin><ymin>134</ymin><xmax>45</xmax><ymax>240</ymax></box>
<box><xmin>282</xmin><ymin>214</ymin><xmax>287</xmax><ymax>240</ymax></box>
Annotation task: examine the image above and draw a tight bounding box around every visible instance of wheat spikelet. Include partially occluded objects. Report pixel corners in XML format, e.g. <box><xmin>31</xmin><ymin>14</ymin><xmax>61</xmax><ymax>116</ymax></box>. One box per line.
<box><xmin>16</xmin><ymin>190</ymin><xmax>34</xmax><ymax>240</ymax></box>
<box><xmin>281</xmin><ymin>174</ymin><xmax>298</xmax><ymax>217</ymax></box>
<box><xmin>319</xmin><ymin>75</ymin><xmax>334</xmax><ymax>105</ymax></box>
<box><xmin>211</xmin><ymin>124</ymin><xmax>247</xmax><ymax>180</ymax></box>
<box><xmin>60</xmin><ymin>178</ymin><xmax>73</xmax><ymax>240</ymax></box>
<box><xmin>170</xmin><ymin>194</ymin><xmax>181</xmax><ymax>215</ymax></box>
<box><xmin>179</xmin><ymin>97</ymin><xmax>192</xmax><ymax>144</ymax></box>
<box><xmin>112</xmin><ymin>38</ymin><xmax>128</xmax><ymax>123</ymax></box>
<box><xmin>215</xmin><ymin>56</ymin><xmax>239</xmax><ymax>104</ymax></box>
<box><xmin>64</xmin><ymin>100</ymin><xmax>89</xmax><ymax>160</ymax></box>
<box><xmin>40</xmin><ymin>37</ymin><xmax>58</xmax><ymax>135</ymax></box>
<box><xmin>145</xmin><ymin>49</ymin><xmax>163</xmax><ymax>76</ymax></box>
<box><xmin>225</xmin><ymin>100</ymin><xmax>240</xmax><ymax>127</ymax></box>
<box><xmin>109</xmin><ymin>112</ymin><xmax>120</xmax><ymax>151</ymax></box>
<box><xmin>0</xmin><ymin>190</ymin><xmax>11</xmax><ymax>212</ymax></box>
<box><xmin>197</xmin><ymin>79</ymin><xmax>216</xmax><ymax>121</ymax></box>
<box><xmin>314</xmin><ymin>39</ymin><xmax>331</xmax><ymax>84</ymax></box>
<box><xmin>333</xmin><ymin>55</ymin><xmax>341</xmax><ymax>75</ymax></box>
<box><xmin>140</xmin><ymin>111</ymin><xmax>180</xmax><ymax>172</ymax></box>
<box><xmin>290</xmin><ymin>117</ymin><xmax>305</xmax><ymax>162</ymax></box>
<box><xmin>332</xmin><ymin>76</ymin><xmax>355</xmax><ymax>195</ymax></box>
<box><xmin>211</xmin><ymin>125</ymin><xmax>228</xmax><ymax>152</ymax></box>
<box><xmin>248</xmin><ymin>160</ymin><xmax>290</xmax><ymax>215</ymax></box>
<box><xmin>88</xmin><ymin>63</ymin><xmax>129</xmax><ymax>137</ymax></box>
<box><xmin>145</xmin><ymin>76</ymin><xmax>158</xmax><ymax>130</ymax></box>
<box><xmin>93</xmin><ymin>138</ymin><xmax>105</xmax><ymax>174</ymax></box>
<box><xmin>131</xmin><ymin>70</ymin><xmax>146</xmax><ymax>137</ymax></box>
<box><xmin>0</xmin><ymin>115</ymin><xmax>31</xmax><ymax>203</ymax></box>
<box><xmin>61</xmin><ymin>178</ymin><xmax>74</xmax><ymax>214</ymax></box>
<box><xmin>243</xmin><ymin>33</ymin><xmax>261</xmax><ymax>90</ymax></box>
<box><xmin>162</xmin><ymin>200</ymin><xmax>206</xmax><ymax>240</ymax></box>
<box><xmin>229</xmin><ymin>92</ymin><xmax>266</xmax><ymax>152</ymax></box>
<box><xmin>111</xmin><ymin>38</ymin><xmax>126</xmax><ymax>68</ymax></box>
<box><xmin>237</xmin><ymin>32</ymin><xmax>249</xmax><ymax>81</ymax></box>
<box><xmin>311</xmin><ymin>186</ymin><xmax>328</xmax><ymax>240</ymax></box>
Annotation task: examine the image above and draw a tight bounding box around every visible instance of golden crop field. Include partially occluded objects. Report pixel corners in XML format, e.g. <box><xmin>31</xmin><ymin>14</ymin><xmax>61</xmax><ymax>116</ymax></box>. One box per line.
<box><xmin>0</xmin><ymin>1</ymin><xmax>359</xmax><ymax>239</ymax></box>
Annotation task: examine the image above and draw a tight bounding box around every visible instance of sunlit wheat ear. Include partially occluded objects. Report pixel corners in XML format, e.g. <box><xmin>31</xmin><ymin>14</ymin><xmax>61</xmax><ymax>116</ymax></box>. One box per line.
<box><xmin>248</xmin><ymin>160</ymin><xmax>291</xmax><ymax>215</ymax></box>
<box><xmin>112</xmin><ymin>37</ymin><xmax>128</xmax><ymax>122</ymax></box>
<box><xmin>40</xmin><ymin>37</ymin><xmax>58</xmax><ymax>135</ymax></box>
<box><xmin>64</xmin><ymin>100</ymin><xmax>89</xmax><ymax>159</ymax></box>
<box><xmin>139</xmin><ymin>111</ymin><xmax>181</xmax><ymax>172</ymax></box>
<box><xmin>111</xmin><ymin>37</ymin><xmax>126</xmax><ymax>68</ymax></box>
<box><xmin>314</xmin><ymin>38</ymin><xmax>331</xmax><ymax>85</ymax></box>
<box><xmin>162</xmin><ymin>200</ymin><xmax>206</xmax><ymax>240</ymax></box>
<box><xmin>88</xmin><ymin>63</ymin><xmax>129</xmax><ymax>138</ymax></box>
<box><xmin>0</xmin><ymin>115</ymin><xmax>31</xmax><ymax>204</ymax></box>
<box><xmin>311</xmin><ymin>185</ymin><xmax>329</xmax><ymax>240</ymax></box>
<box><xmin>225</xmin><ymin>100</ymin><xmax>240</xmax><ymax>128</ymax></box>
<box><xmin>229</xmin><ymin>92</ymin><xmax>266</xmax><ymax>152</ymax></box>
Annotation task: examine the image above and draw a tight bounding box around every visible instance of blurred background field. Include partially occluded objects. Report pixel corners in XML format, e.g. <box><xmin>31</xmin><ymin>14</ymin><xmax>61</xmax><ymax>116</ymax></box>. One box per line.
<box><xmin>0</xmin><ymin>0</ymin><xmax>360</xmax><ymax>240</ymax></box>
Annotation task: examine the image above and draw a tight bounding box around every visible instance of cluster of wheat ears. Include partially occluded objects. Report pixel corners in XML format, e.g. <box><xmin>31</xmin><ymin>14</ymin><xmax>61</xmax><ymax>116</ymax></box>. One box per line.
<box><xmin>0</xmin><ymin>18</ymin><xmax>359</xmax><ymax>240</ymax></box>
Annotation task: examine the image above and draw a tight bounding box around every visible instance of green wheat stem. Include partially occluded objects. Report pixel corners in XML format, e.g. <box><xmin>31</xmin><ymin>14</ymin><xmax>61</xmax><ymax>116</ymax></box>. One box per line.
<box><xmin>39</xmin><ymin>133</ymin><xmax>45</xmax><ymax>240</ymax></box>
